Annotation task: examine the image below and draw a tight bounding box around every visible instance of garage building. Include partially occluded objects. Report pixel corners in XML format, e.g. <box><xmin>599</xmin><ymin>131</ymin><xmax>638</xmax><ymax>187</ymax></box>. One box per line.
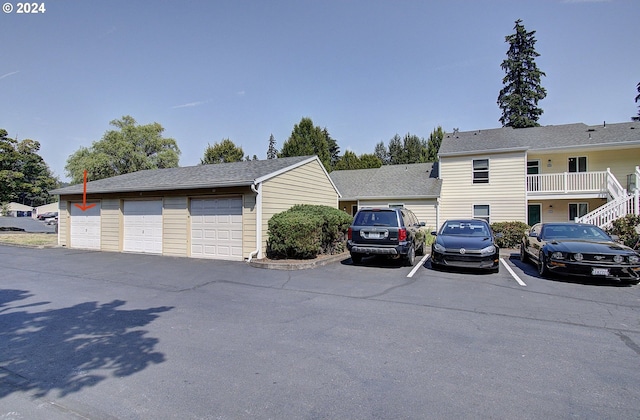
<box><xmin>51</xmin><ymin>156</ymin><xmax>339</xmax><ymax>261</ymax></box>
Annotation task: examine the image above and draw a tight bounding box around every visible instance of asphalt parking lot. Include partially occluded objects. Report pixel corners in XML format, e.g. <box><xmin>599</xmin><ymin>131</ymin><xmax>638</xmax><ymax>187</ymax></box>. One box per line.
<box><xmin>2</xmin><ymin>244</ymin><xmax>640</xmax><ymax>419</ymax></box>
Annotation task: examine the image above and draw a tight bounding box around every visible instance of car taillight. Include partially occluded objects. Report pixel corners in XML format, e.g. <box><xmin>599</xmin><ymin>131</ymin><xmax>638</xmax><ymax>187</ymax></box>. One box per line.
<box><xmin>348</xmin><ymin>227</ymin><xmax>353</xmax><ymax>240</ymax></box>
<box><xmin>398</xmin><ymin>228</ymin><xmax>407</xmax><ymax>241</ymax></box>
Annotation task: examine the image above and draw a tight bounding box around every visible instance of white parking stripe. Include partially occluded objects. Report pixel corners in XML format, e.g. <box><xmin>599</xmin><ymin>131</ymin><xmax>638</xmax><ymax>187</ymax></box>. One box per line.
<box><xmin>407</xmin><ymin>254</ymin><xmax>430</xmax><ymax>278</ymax></box>
<box><xmin>500</xmin><ymin>258</ymin><xmax>527</xmax><ymax>286</ymax></box>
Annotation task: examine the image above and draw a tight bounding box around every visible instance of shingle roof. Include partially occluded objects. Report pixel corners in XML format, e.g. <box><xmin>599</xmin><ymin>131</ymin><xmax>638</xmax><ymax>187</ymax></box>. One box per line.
<box><xmin>51</xmin><ymin>155</ymin><xmax>318</xmax><ymax>195</ymax></box>
<box><xmin>330</xmin><ymin>162</ymin><xmax>441</xmax><ymax>200</ymax></box>
<box><xmin>439</xmin><ymin>122</ymin><xmax>640</xmax><ymax>156</ymax></box>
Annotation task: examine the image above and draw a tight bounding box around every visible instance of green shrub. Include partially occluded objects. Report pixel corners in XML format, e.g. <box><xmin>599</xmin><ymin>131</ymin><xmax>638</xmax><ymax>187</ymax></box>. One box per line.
<box><xmin>266</xmin><ymin>204</ymin><xmax>353</xmax><ymax>259</ymax></box>
<box><xmin>491</xmin><ymin>221</ymin><xmax>530</xmax><ymax>248</ymax></box>
<box><xmin>606</xmin><ymin>214</ymin><xmax>640</xmax><ymax>248</ymax></box>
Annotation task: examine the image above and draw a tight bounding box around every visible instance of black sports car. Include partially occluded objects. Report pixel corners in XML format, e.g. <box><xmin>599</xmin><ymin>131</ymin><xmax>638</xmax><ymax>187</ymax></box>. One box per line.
<box><xmin>520</xmin><ymin>222</ymin><xmax>640</xmax><ymax>284</ymax></box>
<box><xmin>430</xmin><ymin>219</ymin><xmax>500</xmax><ymax>272</ymax></box>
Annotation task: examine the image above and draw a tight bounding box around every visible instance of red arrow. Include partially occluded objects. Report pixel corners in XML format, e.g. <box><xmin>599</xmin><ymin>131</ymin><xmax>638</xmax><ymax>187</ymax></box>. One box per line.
<box><xmin>74</xmin><ymin>170</ymin><xmax>96</xmax><ymax>212</ymax></box>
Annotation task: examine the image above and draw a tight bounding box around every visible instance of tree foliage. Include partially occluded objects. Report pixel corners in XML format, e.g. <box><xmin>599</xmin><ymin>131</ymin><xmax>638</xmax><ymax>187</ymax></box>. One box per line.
<box><xmin>374</xmin><ymin>141</ymin><xmax>389</xmax><ymax>165</ymax></box>
<box><xmin>498</xmin><ymin>19</ymin><xmax>547</xmax><ymax>128</ymax></box>
<box><xmin>279</xmin><ymin>118</ymin><xmax>333</xmax><ymax>171</ymax></box>
<box><xmin>0</xmin><ymin>129</ymin><xmax>59</xmax><ymax>206</ymax></box>
<box><xmin>377</xmin><ymin>133</ymin><xmax>429</xmax><ymax>165</ymax></box>
<box><xmin>333</xmin><ymin>151</ymin><xmax>382</xmax><ymax>171</ymax></box>
<box><xmin>633</xmin><ymin>82</ymin><xmax>640</xmax><ymax>122</ymax></box>
<box><xmin>267</xmin><ymin>134</ymin><xmax>278</xmax><ymax>159</ymax></box>
<box><xmin>426</xmin><ymin>126</ymin><xmax>444</xmax><ymax>162</ymax></box>
<box><xmin>201</xmin><ymin>138</ymin><xmax>244</xmax><ymax>164</ymax></box>
<box><xmin>65</xmin><ymin>116</ymin><xmax>180</xmax><ymax>184</ymax></box>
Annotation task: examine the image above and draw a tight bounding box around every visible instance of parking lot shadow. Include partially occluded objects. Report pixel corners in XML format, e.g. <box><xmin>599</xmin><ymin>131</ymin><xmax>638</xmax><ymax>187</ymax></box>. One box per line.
<box><xmin>0</xmin><ymin>289</ymin><xmax>173</xmax><ymax>399</ymax></box>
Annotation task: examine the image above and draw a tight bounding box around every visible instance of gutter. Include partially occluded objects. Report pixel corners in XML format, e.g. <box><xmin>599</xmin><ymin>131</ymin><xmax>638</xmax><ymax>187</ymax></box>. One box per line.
<box><xmin>248</xmin><ymin>182</ymin><xmax>263</xmax><ymax>262</ymax></box>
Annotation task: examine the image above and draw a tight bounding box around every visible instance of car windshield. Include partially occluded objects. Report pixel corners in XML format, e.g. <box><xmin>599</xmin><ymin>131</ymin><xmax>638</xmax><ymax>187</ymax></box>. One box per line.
<box><xmin>441</xmin><ymin>222</ymin><xmax>489</xmax><ymax>236</ymax></box>
<box><xmin>354</xmin><ymin>211</ymin><xmax>398</xmax><ymax>227</ymax></box>
<box><xmin>541</xmin><ymin>224</ymin><xmax>611</xmax><ymax>241</ymax></box>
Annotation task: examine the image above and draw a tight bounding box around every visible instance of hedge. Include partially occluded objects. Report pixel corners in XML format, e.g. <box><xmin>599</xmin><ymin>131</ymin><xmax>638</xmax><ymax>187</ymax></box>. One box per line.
<box><xmin>605</xmin><ymin>214</ymin><xmax>640</xmax><ymax>248</ymax></box>
<box><xmin>267</xmin><ymin>204</ymin><xmax>353</xmax><ymax>259</ymax></box>
<box><xmin>490</xmin><ymin>221</ymin><xmax>530</xmax><ymax>249</ymax></box>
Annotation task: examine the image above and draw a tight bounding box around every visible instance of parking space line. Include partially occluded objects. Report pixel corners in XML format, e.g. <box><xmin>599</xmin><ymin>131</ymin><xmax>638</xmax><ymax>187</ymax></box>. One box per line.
<box><xmin>407</xmin><ymin>254</ymin><xmax>430</xmax><ymax>278</ymax></box>
<box><xmin>500</xmin><ymin>258</ymin><xmax>527</xmax><ymax>286</ymax></box>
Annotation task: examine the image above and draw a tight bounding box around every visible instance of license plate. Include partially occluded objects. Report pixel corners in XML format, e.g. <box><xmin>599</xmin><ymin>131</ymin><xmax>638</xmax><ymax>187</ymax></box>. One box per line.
<box><xmin>366</xmin><ymin>232</ymin><xmax>380</xmax><ymax>239</ymax></box>
<box><xmin>592</xmin><ymin>268</ymin><xmax>609</xmax><ymax>276</ymax></box>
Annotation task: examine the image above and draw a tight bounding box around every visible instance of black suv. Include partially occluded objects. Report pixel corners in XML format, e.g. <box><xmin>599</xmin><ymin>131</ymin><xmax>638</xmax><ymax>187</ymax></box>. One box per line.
<box><xmin>347</xmin><ymin>207</ymin><xmax>426</xmax><ymax>266</ymax></box>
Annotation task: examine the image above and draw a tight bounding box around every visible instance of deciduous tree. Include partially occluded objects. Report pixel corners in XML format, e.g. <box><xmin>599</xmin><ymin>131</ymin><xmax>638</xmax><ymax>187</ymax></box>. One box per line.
<box><xmin>0</xmin><ymin>129</ymin><xmax>59</xmax><ymax>205</ymax></box>
<box><xmin>201</xmin><ymin>139</ymin><xmax>245</xmax><ymax>164</ymax></box>
<box><xmin>65</xmin><ymin>116</ymin><xmax>180</xmax><ymax>184</ymax></box>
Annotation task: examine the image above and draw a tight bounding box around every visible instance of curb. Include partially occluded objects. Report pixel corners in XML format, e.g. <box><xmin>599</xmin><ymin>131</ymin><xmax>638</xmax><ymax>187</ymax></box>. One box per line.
<box><xmin>249</xmin><ymin>252</ymin><xmax>350</xmax><ymax>270</ymax></box>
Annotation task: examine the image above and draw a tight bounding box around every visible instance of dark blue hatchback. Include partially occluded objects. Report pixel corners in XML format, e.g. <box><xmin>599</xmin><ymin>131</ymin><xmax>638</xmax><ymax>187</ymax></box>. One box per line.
<box><xmin>430</xmin><ymin>219</ymin><xmax>500</xmax><ymax>272</ymax></box>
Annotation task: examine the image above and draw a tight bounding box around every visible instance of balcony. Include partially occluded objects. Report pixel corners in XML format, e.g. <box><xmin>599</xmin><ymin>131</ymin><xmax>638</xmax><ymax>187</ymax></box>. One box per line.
<box><xmin>526</xmin><ymin>170</ymin><xmax>624</xmax><ymax>199</ymax></box>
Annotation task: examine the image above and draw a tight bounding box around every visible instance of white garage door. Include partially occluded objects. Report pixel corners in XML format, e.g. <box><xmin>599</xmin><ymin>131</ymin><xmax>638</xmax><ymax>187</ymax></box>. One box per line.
<box><xmin>191</xmin><ymin>197</ymin><xmax>243</xmax><ymax>260</ymax></box>
<box><xmin>70</xmin><ymin>202</ymin><xmax>101</xmax><ymax>250</ymax></box>
<box><xmin>123</xmin><ymin>200</ymin><xmax>163</xmax><ymax>254</ymax></box>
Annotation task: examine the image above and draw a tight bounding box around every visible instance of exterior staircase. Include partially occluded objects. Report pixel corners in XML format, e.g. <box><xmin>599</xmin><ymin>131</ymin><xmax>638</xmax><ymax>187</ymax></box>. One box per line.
<box><xmin>575</xmin><ymin>167</ymin><xmax>640</xmax><ymax>228</ymax></box>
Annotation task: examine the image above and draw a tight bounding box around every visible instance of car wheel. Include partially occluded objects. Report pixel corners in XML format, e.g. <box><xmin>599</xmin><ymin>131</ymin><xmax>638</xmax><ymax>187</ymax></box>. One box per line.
<box><xmin>538</xmin><ymin>250</ymin><xmax>549</xmax><ymax>278</ymax></box>
<box><xmin>404</xmin><ymin>245</ymin><xmax>416</xmax><ymax>266</ymax></box>
<box><xmin>350</xmin><ymin>253</ymin><xmax>362</xmax><ymax>265</ymax></box>
<box><xmin>520</xmin><ymin>244</ymin><xmax>529</xmax><ymax>264</ymax></box>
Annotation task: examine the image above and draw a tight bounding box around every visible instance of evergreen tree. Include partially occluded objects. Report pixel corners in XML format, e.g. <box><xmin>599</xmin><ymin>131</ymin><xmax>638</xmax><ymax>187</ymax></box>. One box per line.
<box><xmin>387</xmin><ymin>134</ymin><xmax>404</xmax><ymax>165</ymax></box>
<box><xmin>323</xmin><ymin>128</ymin><xmax>340</xmax><ymax>170</ymax></box>
<box><xmin>358</xmin><ymin>153</ymin><xmax>383</xmax><ymax>169</ymax></box>
<box><xmin>267</xmin><ymin>134</ymin><xmax>278</xmax><ymax>159</ymax></box>
<box><xmin>633</xmin><ymin>82</ymin><xmax>640</xmax><ymax>122</ymax></box>
<box><xmin>426</xmin><ymin>126</ymin><xmax>444</xmax><ymax>162</ymax></box>
<box><xmin>498</xmin><ymin>19</ymin><xmax>547</xmax><ymax>128</ymax></box>
<box><xmin>280</xmin><ymin>117</ymin><xmax>332</xmax><ymax>171</ymax></box>
<box><xmin>374</xmin><ymin>141</ymin><xmax>389</xmax><ymax>165</ymax></box>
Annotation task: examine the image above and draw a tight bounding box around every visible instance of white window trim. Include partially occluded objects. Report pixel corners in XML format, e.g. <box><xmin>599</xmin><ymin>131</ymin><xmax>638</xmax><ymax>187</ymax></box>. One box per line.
<box><xmin>472</xmin><ymin>203</ymin><xmax>491</xmax><ymax>224</ymax></box>
<box><xmin>472</xmin><ymin>158</ymin><xmax>490</xmax><ymax>184</ymax></box>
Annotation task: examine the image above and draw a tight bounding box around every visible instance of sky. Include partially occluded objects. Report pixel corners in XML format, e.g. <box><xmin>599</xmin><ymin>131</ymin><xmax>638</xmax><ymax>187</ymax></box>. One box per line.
<box><xmin>1</xmin><ymin>0</ymin><xmax>639</xmax><ymax>182</ymax></box>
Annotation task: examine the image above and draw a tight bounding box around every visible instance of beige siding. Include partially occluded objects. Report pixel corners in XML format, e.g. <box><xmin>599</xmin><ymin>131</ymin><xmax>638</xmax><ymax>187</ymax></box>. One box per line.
<box><xmin>58</xmin><ymin>201</ymin><xmax>68</xmax><ymax>247</ymax></box>
<box><xmin>357</xmin><ymin>199</ymin><xmax>438</xmax><ymax>230</ymax></box>
<box><xmin>529</xmin><ymin>198</ymin><xmax>607</xmax><ymax>224</ymax></box>
<box><xmin>261</xmin><ymin>160</ymin><xmax>339</xmax><ymax>253</ymax></box>
<box><xmin>101</xmin><ymin>199</ymin><xmax>121</xmax><ymax>251</ymax></box>
<box><xmin>164</xmin><ymin>197</ymin><xmax>188</xmax><ymax>257</ymax></box>
<box><xmin>439</xmin><ymin>151</ymin><xmax>527</xmax><ymax>228</ymax></box>
<box><xmin>528</xmin><ymin>149</ymin><xmax>640</xmax><ymax>188</ymax></box>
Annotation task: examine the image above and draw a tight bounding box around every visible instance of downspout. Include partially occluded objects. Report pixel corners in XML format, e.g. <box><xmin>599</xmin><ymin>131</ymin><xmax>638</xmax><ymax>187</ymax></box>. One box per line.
<box><xmin>248</xmin><ymin>182</ymin><xmax>262</xmax><ymax>262</ymax></box>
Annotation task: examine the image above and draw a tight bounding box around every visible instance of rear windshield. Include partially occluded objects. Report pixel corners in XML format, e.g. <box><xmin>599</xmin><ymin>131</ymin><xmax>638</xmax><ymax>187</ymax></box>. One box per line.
<box><xmin>354</xmin><ymin>210</ymin><xmax>398</xmax><ymax>227</ymax></box>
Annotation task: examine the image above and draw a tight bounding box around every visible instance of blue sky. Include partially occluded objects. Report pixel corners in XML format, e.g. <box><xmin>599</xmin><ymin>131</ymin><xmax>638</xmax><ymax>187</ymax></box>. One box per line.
<box><xmin>2</xmin><ymin>0</ymin><xmax>639</xmax><ymax>182</ymax></box>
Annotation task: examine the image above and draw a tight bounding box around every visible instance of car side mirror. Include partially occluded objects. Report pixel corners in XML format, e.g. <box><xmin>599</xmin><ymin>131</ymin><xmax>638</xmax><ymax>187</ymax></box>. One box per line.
<box><xmin>419</xmin><ymin>222</ymin><xmax>426</xmax><ymax>226</ymax></box>
<box><xmin>430</xmin><ymin>231</ymin><xmax>437</xmax><ymax>236</ymax></box>
<box><xmin>610</xmin><ymin>234</ymin><xmax>620</xmax><ymax>242</ymax></box>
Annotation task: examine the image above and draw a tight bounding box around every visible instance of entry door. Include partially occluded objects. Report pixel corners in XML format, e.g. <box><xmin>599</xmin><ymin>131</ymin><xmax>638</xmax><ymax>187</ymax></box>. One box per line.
<box><xmin>527</xmin><ymin>204</ymin><xmax>541</xmax><ymax>226</ymax></box>
<box><xmin>191</xmin><ymin>197</ymin><xmax>243</xmax><ymax>260</ymax></box>
<box><xmin>123</xmin><ymin>200</ymin><xmax>163</xmax><ymax>254</ymax></box>
<box><xmin>70</xmin><ymin>203</ymin><xmax>101</xmax><ymax>249</ymax></box>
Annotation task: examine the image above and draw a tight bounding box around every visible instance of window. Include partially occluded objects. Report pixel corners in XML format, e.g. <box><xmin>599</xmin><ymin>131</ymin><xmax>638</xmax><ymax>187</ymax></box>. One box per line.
<box><xmin>473</xmin><ymin>159</ymin><xmax>489</xmax><ymax>184</ymax></box>
<box><xmin>569</xmin><ymin>203</ymin><xmax>588</xmax><ymax>221</ymax></box>
<box><xmin>527</xmin><ymin>160</ymin><xmax>540</xmax><ymax>175</ymax></box>
<box><xmin>568</xmin><ymin>156</ymin><xmax>587</xmax><ymax>173</ymax></box>
<box><xmin>473</xmin><ymin>204</ymin><xmax>490</xmax><ymax>223</ymax></box>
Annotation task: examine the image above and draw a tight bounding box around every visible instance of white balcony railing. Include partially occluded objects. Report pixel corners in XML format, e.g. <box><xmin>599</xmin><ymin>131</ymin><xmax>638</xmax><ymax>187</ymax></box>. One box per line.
<box><xmin>527</xmin><ymin>169</ymin><xmax>624</xmax><ymax>198</ymax></box>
